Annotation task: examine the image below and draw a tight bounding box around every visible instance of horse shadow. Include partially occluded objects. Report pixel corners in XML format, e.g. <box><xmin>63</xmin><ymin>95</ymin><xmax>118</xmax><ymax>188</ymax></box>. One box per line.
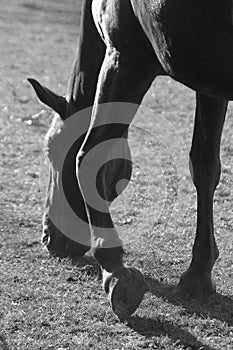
<box><xmin>127</xmin><ymin>275</ymin><xmax>233</xmax><ymax>350</ymax></box>
<box><xmin>71</xmin><ymin>254</ymin><xmax>233</xmax><ymax>327</ymax></box>
<box><xmin>128</xmin><ymin>315</ymin><xmax>214</xmax><ymax>350</ymax></box>
<box><xmin>145</xmin><ymin>276</ymin><xmax>233</xmax><ymax>326</ymax></box>
<box><xmin>70</xmin><ymin>254</ymin><xmax>232</xmax><ymax>349</ymax></box>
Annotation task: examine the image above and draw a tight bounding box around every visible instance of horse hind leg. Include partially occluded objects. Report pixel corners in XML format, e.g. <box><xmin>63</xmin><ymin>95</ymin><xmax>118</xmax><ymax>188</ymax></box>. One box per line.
<box><xmin>177</xmin><ymin>93</ymin><xmax>228</xmax><ymax>296</ymax></box>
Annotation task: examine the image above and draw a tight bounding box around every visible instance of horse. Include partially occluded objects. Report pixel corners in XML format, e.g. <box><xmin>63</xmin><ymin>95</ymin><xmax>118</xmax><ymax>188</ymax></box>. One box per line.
<box><xmin>29</xmin><ymin>0</ymin><xmax>233</xmax><ymax>320</ymax></box>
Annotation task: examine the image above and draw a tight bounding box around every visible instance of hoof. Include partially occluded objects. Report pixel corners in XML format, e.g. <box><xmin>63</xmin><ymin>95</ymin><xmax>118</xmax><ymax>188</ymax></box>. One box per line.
<box><xmin>42</xmin><ymin>230</ymin><xmax>90</xmax><ymax>259</ymax></box>
<box><xmin>175</xmin><ymin>268</ymin><xmax>216</xmax><ymax>297</ymax></box>
<box><xmin>103</xmin><ymin>267</ymin><xmax>147</xmax><ymax>321</ymax></box>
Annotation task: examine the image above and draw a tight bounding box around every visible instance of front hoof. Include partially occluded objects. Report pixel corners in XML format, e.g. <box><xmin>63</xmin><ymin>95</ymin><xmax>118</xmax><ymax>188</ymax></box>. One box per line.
<box><xmin>176</xmin><ymin>268</ymin><xmax>216</xmax><ymax>297</ymax></box>
<box><xmin>103</xmin><ymin>267</ymin><xmax>147</xmax><ymax>321</ymax></box>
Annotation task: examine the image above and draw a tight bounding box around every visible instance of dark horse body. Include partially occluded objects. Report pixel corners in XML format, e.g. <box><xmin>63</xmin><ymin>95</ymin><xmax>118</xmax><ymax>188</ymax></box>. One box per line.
<box><xmin>29</xmin><ymin>0</ymin><xmax>233</xmax><ymax>320</ymax></box>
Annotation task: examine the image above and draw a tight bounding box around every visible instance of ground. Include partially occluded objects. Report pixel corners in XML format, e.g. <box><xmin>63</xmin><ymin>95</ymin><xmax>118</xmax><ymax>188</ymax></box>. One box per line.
<box><xmin>0</xmin><ymin>0</ymin><xmax>233</xmax><ymax>349</ymax></box>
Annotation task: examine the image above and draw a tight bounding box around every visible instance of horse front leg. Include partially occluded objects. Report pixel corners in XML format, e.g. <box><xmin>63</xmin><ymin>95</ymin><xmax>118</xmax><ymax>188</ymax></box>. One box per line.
<box><xmin>177</xmin><ymin>93</ymin><xmax>228</xmax><ymax>296</ymax></box>
<box><xmin>77</xmin><ymin>46</ymin><xmax>159</xmax><ymax>319</ymax></box>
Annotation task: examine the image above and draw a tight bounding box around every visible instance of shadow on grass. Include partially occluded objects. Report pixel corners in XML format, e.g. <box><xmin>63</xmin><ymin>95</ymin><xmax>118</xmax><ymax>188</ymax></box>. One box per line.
<box><xmin>129</xmin><ymin>315</ymin><xmax>214</xmax><ymax>350</ymax></box>
<box><xmin>68</xmin><ymin>254</ymin><xmax>233</xmax><ymax>329</ymax></box>
<box><xmin>126</xmin><ymin>276</ymin><xmax>233</xmax><ymax>350</ymax></box>
<box><xmin>146</xmin><ymin>276</ymin><xmax>233</xmax><ymax>326</ymax></box>
<box><xmin>51</xmin><ymin>253</ymin><xmax>231</xmax><ymax>349</ymax></box>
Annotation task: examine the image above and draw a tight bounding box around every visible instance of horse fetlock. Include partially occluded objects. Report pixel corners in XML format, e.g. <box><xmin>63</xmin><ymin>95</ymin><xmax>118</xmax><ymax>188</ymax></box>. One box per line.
<box><xmin>102</xmin><ymin>267</ymin><xmax>147</xmax><ymax>321</ymax></box>
<box><xmin>93</xmin><ymin>245</ymin><xmax>124</xmax><ymax>272</ymax></box>
<box><xmin>192</xmin><ymin>234</ymin><xmax>219</xmax><ymax>267</ymax></box>
<box><xmin>176</xmin><ymin>267</ymin><xmax>216</xmax><ymax>297</ymax></box>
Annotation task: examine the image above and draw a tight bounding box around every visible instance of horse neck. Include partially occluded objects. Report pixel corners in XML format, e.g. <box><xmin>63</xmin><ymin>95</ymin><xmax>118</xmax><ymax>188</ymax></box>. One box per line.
<box><xmin>66</xmin><ymin>0</ymin><xmax>105</xmax><ymax>115</ymax></box>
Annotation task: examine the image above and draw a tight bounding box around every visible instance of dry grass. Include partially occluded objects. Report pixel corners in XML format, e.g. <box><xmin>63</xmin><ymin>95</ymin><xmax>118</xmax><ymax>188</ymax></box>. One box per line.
<box><xmin>0</xmin><ymin>1</ymin><xmax>233</xmax><ymax>349</ymax></box>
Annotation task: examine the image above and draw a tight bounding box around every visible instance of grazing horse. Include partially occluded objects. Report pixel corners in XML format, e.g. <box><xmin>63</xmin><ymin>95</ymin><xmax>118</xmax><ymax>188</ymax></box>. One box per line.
<box><xmin>29</xmin><ymin>0</ymin><xmax>233</xmax><ymax>320</ymax></box>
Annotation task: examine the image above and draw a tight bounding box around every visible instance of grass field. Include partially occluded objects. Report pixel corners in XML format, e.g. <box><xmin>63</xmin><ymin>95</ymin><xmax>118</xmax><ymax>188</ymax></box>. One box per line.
<box><xmin>0</xmin><ymin>1</ymin><xmax>233</xmax><ymax>349</ymax></box>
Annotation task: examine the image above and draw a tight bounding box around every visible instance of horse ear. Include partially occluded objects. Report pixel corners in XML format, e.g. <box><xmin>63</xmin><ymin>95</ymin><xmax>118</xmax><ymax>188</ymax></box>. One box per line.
<box><xmin>28</xmin><ymin>78</ymin><xmax>67</xmax><ymax>119</ymax></box>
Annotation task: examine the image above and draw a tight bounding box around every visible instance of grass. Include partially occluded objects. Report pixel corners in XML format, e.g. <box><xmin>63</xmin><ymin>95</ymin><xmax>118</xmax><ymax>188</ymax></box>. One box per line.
<box><xmin>0</xmin><ymin>0</ymin><xmax>233</xmax><ymax>349</ymax></box>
